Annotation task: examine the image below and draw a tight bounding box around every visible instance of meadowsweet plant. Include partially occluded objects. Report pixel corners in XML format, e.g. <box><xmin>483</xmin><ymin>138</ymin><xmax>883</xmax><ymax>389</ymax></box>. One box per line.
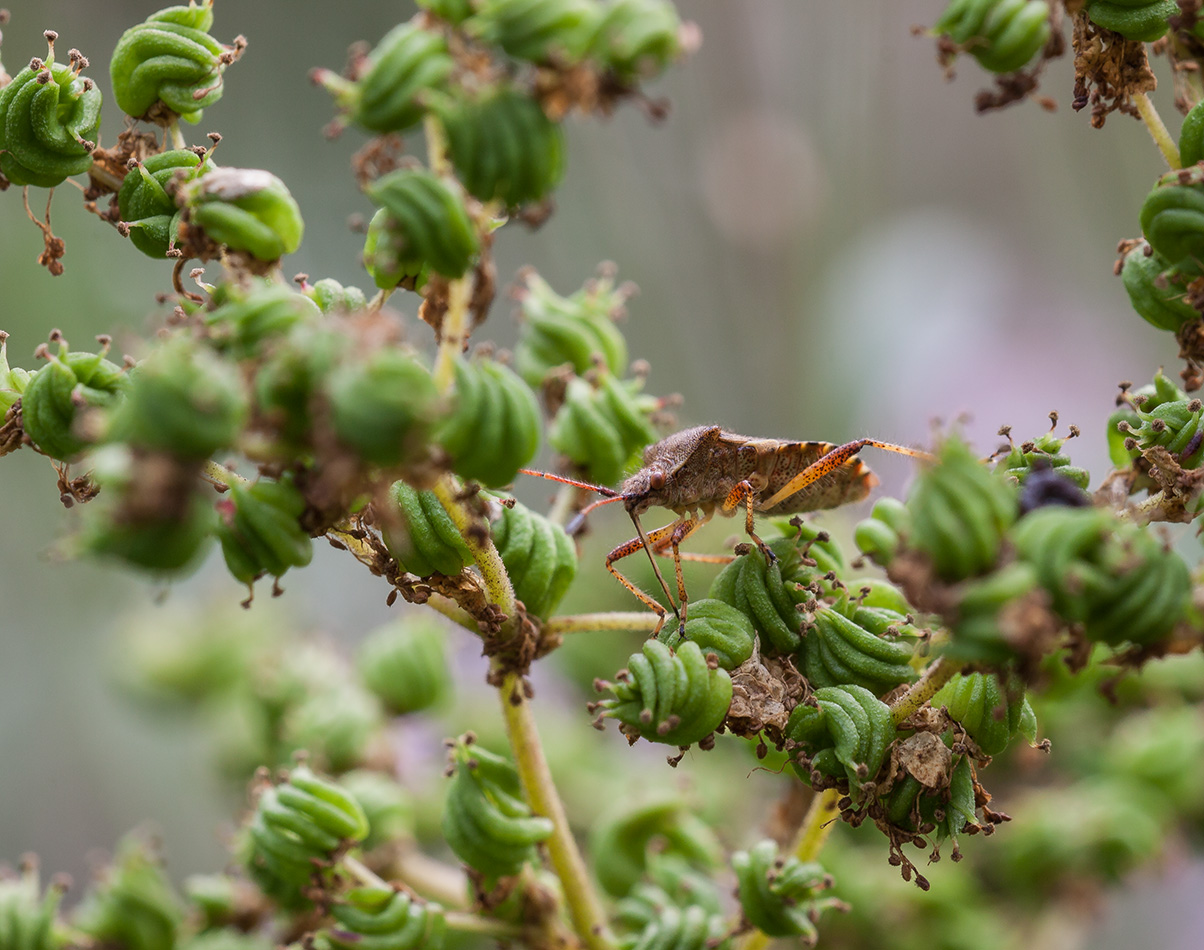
<box><xmin>4</xmin><ymin>2</ymin><xmax>1204</xmax><ymax>948</ymax></box>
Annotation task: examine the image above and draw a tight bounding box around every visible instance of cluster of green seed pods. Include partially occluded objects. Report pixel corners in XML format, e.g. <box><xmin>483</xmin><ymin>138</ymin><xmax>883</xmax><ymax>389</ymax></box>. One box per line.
<box><xmin>932</xmin><ymin>0</ymin><xmax>1051</xmax><ymax>74</ymax></box>
<box><xmin>882</xmin><ymin>754</ymin><xmax>978</xmax><ymax>842</ymax></box>
<box><xmin>117</xmin><ymin>148</ymin><xmax>210</xmax><ymax>258</ymax></box>
<box><xmin>356</xmin><ymin>616</ymin><xmax>452</xmax><ymax>715</ymax></box>
<box><xmin>1119</xmin><ymin>241</ymin><xmax>1199</xmax><ymax>332</ymax></box>
<box><xmin>658</xmin><ymin>599</ymin><xmax>755</xmax><ymax>670</ymax></box>
<box><xmin>1112</xmin><ymin>371</ymin><xmax>1204</xmax><ymax>469</ymax></box>
<box><xmin>992</xmin><ymin>430</ymin><xmax>1089</xmax><ymax>490</ymax></box>
<box><xmin>1083</xmin><ymin>0</ymin><xmax>1178</xmax><ymax>41</ymax></box>
<box><xmin>385</xmin><ymin>481</ymin><xmax>473</xmax><ymax>578</ymax></box>
<box><xmin>731</xmin><ymin>840</ymin><xmax>842</xmax><ymax>941</ymax></box>
<box><xmin>785</xmin><ymin>684</ymin><xmax>896</xmax><ymax>797</ymax></box>
<box><xmin>1140</xmin><ymin>166</ymin><xmax>1204</xmax><ymax>278</ymax></box>
<box><xmin>178</xmin><ymin>166</ymin><xmax>305</xmax><ymax>263</ymax></box>
<box><xmin>514</xmin><ymin>271</ymin><xmax>629</xmax><ymax>385</ymax></box>
<box><xmin>71</xmin><ymin>834</ymin><xmax>182</xmax><ymax>950</ymax></box>
<box><xmin>203</xmin><ymin>280</ymin><xmax>321</xmax><ymax>358</ymax></box>
<box><xmin>489</xmin><ymin>498</ymin><xmax>577</xmax><ymax>618</ymax></box>
<box><xmin>799</xmin><ymin>605</ymin><xmax>918</xmax><ymax>697</ymax></box>
<box><xmin>364</xmin><ymin>170</ymin><xmax>479</xmax><ymax>283</ymax></box>
<box><xmin>547</xmin><ymin>373</ymin><xmax>658</xmax><ymax>486</ymax></box>
<box><xmin>311</xmin><ymin>886</ymin><xmax>446</xmax><ymax>950</ymax></box>
<box><xmin>440</xmin><ymin>738</ymin><xmax>554</xmax><ymax>879</ymax></box>
<box><xmin>931</xmin><ymin>672</ymin><xmax>1036</xmax><ymax>756</ymax></box>
<box><xmin>0</xmin><ymin>861</ymin><xmax>66</xmax><ymax>950</ymax></box>
<box><xmin>215</xmin><ymin>475</ymin><xmax>314</xmax><ymax>588</ymax></box>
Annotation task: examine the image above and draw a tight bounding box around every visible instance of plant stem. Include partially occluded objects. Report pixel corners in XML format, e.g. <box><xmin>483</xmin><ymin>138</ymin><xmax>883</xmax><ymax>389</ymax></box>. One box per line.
<box><xmin>1133</xmin><ymin>93</ymin><xmax>1181</xmax><ymax>169</ymax></box>
<box><xmin>391</xmin><ymin>847</ymin><xmax>470</xmax><ymax>909</ymax></box>
<box><xmin>498</xmin><ymin>669</ymin><xmax>616</xmax><ymax>950</ymax></box>
<box><xmin>544</xmin><ymin>612</ymin><xmax>659</xmax><ymax>636</ymax></box>
<box><xmin>425</xmin><ymin>592</ymin><xmax>482</xmax><ymax>632</ymax></box>
<box><xmin>889</xmin><ymin>656</ymin><xmax>960</xmax><ymax>726</ymax></box>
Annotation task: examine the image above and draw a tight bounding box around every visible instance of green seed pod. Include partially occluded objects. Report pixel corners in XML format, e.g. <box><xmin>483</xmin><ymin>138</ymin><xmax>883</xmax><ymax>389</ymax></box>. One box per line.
<box><xmin>466</xmin><ymin>0</ymin><xmax>600</xmax><ymax>64</ymax></box>
<box><xmin>215</xmin><ymin>476</ymin><xmax>314</xmax><ymax>586</ymax></box>
<box><xmin>109</xmin><ymin>0</ymin><xmax>238</xmax><ymax>124</ymax></box>
<box><xmin>441</xmin><ymin>738</ymin><xmax>554</xmax><ymax>880</ymax></box>
<box><xmin>0</xmin><ymin>333</ymin><xmax>32</xmax><ymax>417</ymax></box>
<box><xmin>179</xmin><ymin>167</ymin><xmax>305</xmax><ymax>261</ymax></box>
<box><xmin>337</xmin><ymin>769</ymin><xmax>416</xmax><ymax>851</ymax></box>
<box><xmin>109</xmin><ymin>336</ymin><xmax>247</xmax><ymax>459</ymax></box>
<box><xmin>616</xmin><ymin>905</ymin><xmax>725</xmax><ymax>950</ymax></box>
<box><xmin>931</xmin><ymin>671</ymin><xmax>1036</xmax><ymax>756</ymax></box>
<box><xmin>489</xmin><ymin>498</ymin><xmax>577</xmax><ymax>619</ymax></box>
<box><xmin>907</xmin><ymin>436</ymin><xmax>1019</xmax><ymax>581</ymax></box>
<box><xmin>1120</xmin><ymin>241</ymin><xmax>1199</xmax><ymax>332</ymax></box>
<box><xmin>72</xmin><ymin>833</ymin><xmax>183</xmax><ymax>950</ymax></box>
<box><xmin>384</xmin><ymin>481</ymin><xmax>473</xmax><ymax>578</ymax></box>
<box><xmin>1141</xmin><ymin>166</ymin><xmax>1204</xmax><ymax>278</ymax></box>
<box><xmin>436</xmin><ymin>356</ymin><xmax>542</xmax><ymax>487</ymax></box>
<box><xmin>590</xmin><ymin>0</ymin><xmax>682</xmax><ymax>82</ymax></box>
<box><xmin>514</xmin><ymin>270</ymin><xmax>629</xmax><ymax>385</ymax></box>
<box><xmin>441</xmin><ymin>86</ymin><xmax>565</xmax><ymax>207</ymax></box>
<box><xmin>253</xmin><ymin>324</ymin><xmax>348</xmax><ymax>452</ymax></box>
<box><xmin>362</xmin><ymin>208</ymin><xmax>428</xmax><ymax>291</ymax></box>
<box><xmin>304</xmin><ymin>277</ymin><xmax>368</xmax><ymax>314</ymax></box>
<box><xmin>240</xmin><ymin>765</ymin><xmax>369</xmax><ymax>908</ymax></box>
<box><xmin>658</xmin><ymin>598</ymin><xmax>755</xmax><ymax>670</ymax></box>
<box><xmin>315</xmin><ymin>21</ymin><xmax>453</xmax><ymax>134</ymax></box>
<box><xmin>882</xmin><ymin>753</ymin><xmax>978</xmax><ymax>841</ymax></box>
<box><xmin>326</xmin><ymin>347</ymin><xmax>439</xmax><ymax>467</ymax></box>
<box><xmin>1119</xmin><ymin>391</ymin><xmax>1204</xmax><ymax>468</ymax></box>
<box><xmin>993</xmin><ymin>430</ymin><xmax>1090</xmax><ymax>490</ymax></box>
<box><xmin>596</xmin><ymin>639</ymin><xmax>732</xmax><ymax>747</ymax></box>
<box><xmin>589</xmin><ymin>796</ymin><xmax>721</xmax><ymax>899</ymax></box>
<box><xmin>1084</xmin><ymin>0</ymin><xmax>1177</xmax><ymax>41</ymax></box>
<box><xmin>364</xmin><ymin>170</ymin><xmax>479</xmax><ymax>280</ymax></box>
<box><xmin>117</xmin><ymin>148</ymin><xmax>209</xmax><ymax>258</ymax></box>
<box><xmin>1010</xmin><ymin>506</ymin><xmax>1191</xmax><ymax>647</ymax></box>
<box><xmin>356</xmin><ymin>616</ymin><xmax>452</xmax><ymax>715</ymax></box>
<box><xmin>853</xmin><ymin>496</ymin><xmax>911</xmax><ymax>567</ymax></box>
<box><xmin>203</xmin><ymin>282</ymin><xmax>320</xmax><ymax>358</ymax></box>
<box><xmin>945</xmin><ymin>560</ymin><xmax>1042</xmax><ymax>664</ymax></box>
<box><xmin>785</xmin><ymin>684</ymin><xmax>895</xmax><ymax>796</ymax></box>
<box><xmin>178</xmin><ymin>932</ymin><xmax>275</xmax><ymax>950</ymax></box>
<box><xmin>311</xmin><ymin>885</ymin><xmax>446</xmax><ymax>950</ymax></box>
<box><xmin>282</xmin><ymin>682</ymin><xmax>386</xmax><ymax>774</ymax></box>
<box><xmin>732</xmin><ymin>840</ymin><xmax>840</xmax><ymax>941</ymax></box>
<box><xmin>1182</xmin><ymin>99</ymin><xmax>1204</xmax><ymax>168</ymax></box>
<box><xmin>708</xmin><ymin>529</ymin><xmax>844</xmax><ymax>655</ymax></box>
<box><xmin>933</xmin><ymin>0</ymin><xmax>1051</xmax><ymax>73</ymax></box>
<box><xmin>612</xmin><ymin>854</ymin><xmax>726</xmax><ymax>934</ymax></box>
<box><xmin>21</xmin><ymin>336</ymin><xmax>129</xmax><ymax>461</ymax></box>
<box><xmin>0</xmin><ymin>44</ymin><xmax>102</xmax><ymax>187</ymax></box>
<box><xmin>0</xmin><ymin>860</ymin><xmax>67</xmax><ymax>950</ymax></box>
<box><xmin>798</xmin><ymin>605</ymin><xmax>918</xmax><ymax>697</ymax></box>
<box><xmin>417</xmin><ymin>0</ymin><xmax>476</xmax><ymax>24</ymax></box>
<box><xmin>547</xmin><ymin>374</ymin><xmax>657</xmax><ymax>487</ymax></box>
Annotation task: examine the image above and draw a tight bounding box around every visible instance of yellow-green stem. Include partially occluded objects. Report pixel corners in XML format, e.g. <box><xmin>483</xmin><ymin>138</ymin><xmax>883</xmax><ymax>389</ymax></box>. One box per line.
<box><xmin>890</xmin><ymin>656</ymin><xmax>960</xmax><ymax>726</ymax></box>
<box><xmin>391</xmin><ymin>848</ymin><xmax>470</xmax><ymax>909</ymax></box>
<box><xmin>167</xmin><ymin>120</ymin><xmax>186</xmax><ymax>151</ymax></box>
<box><xmin>1134</xmin><ymin>93</ymin><xmax>1181</xmax><ymax>169</ymax></box>
<box><xmin>425</xmin><ymin>592</ymin><xmax>482</xmax><ymax>632</ymax></box>
<box><xmin>545</xmin><ymin>612</ymin><xmax>659</xmax><ymax>636</ymax></box>
<box><xmin>499</xmin><ymin>670</ymin><xmax>615</xmax><ymax>950</ymax></box>
<box><xmin>431</xmin><ymin>476</ymin><xmax>516</xmax><ymax>632</ymax></box>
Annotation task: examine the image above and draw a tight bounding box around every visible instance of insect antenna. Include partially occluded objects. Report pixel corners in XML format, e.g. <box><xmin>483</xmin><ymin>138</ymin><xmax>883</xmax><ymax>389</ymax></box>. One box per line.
<box><xmin>518</xmin><ymin>468</ymin><xmax>624</xmax><ymax>536</ymax></box>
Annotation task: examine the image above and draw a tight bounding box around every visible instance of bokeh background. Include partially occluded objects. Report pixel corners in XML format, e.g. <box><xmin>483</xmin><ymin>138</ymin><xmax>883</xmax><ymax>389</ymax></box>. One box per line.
<box><xmin>0</xmin><ymin>1</ymin><xmax>1197</xmax><ymax>946</ymax></box>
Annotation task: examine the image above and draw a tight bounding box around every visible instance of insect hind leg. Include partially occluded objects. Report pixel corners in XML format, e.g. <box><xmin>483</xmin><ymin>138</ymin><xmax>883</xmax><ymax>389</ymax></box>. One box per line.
<box><xmin>761</xmin><ymin>438</ymin><xmax>933</xmax><ymax>510</ymax></box>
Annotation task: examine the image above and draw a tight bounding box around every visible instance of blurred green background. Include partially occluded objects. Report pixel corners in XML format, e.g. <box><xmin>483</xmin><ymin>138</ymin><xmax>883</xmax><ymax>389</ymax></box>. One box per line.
<box><xmin>0</xmin><ymin>1</ymin><xmax>1197</xmax><ymax>945</ymax></box>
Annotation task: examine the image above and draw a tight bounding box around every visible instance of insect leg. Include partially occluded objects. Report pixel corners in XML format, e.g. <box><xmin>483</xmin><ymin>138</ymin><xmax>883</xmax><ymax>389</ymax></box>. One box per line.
<box><xmin>650</xmin><ymin>515</ymin><xmax>708</xmax><ymax>636</ymax></box>
<box><xmin>761</xmin><ymin>439</ymin><xmax>933</xmax><ymax>510</ymax></box>
<box><xmin>606</xmin><ymin>515</ymin><xmax>687</xmax><ymax>635</ymax></box>
<box><xmin>721</xmin><ymin>480</ymin><xmax>775</xmax><ymax>562</ymax></box>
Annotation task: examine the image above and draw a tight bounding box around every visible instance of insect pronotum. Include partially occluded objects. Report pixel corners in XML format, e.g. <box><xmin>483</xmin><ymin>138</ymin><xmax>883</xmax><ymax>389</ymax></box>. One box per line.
<box><xmin>522</xmin><ymin>425</ymin><xmax>933</xmax><ymax>635</ymax></box>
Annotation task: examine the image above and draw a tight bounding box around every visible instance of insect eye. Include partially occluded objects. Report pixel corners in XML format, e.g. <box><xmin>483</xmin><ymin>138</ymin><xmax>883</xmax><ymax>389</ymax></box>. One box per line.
<box><xmin>649</xmin><ymin>470</ymin><xmax>666</xmax><ymax>490</ymax></box>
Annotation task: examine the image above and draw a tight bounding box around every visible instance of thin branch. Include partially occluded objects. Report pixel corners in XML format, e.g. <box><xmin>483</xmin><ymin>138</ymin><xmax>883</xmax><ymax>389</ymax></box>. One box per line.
<box><xmin>889</xmin><ymin>656</ymin><xmax>961</xmax><ymax>726</ymax></box>
<box><xmin>1133</xmin><ymin>92</ymin><xmax>1181</xmax><ymax>169</ymax></box>
<box><xmin>544</xmin><ymin>612</ymin><xmax>659</xmax><ymax>636</ymax></box>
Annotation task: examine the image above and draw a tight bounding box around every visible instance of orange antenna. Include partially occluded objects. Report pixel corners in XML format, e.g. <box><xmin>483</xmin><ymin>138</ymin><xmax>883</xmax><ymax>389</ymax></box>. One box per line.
<box><xmin>518</xmin><ymin>468</ymin><xmax>619</xmax><ymax>498</ymax></box>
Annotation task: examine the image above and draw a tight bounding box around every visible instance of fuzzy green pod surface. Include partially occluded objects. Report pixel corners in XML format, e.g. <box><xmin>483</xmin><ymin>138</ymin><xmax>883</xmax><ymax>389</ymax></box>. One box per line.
<box><xmin>203</xmin><ymin>282</ymin><xmax>320</xmax><ymax>358</ymax></box>
<box><xmin>1120</xmin><ymin>242</ymin><xmax>1199</xmax><ymax>333</ymax></box>
<box><xmin>384</xmin><ymin>481</ymin><xmax>473</xmax><ymax>578</ymax></box>
<box><xmin>1084</xmin><ymin>0</ymin><xmax>1177</xmax><ymax>41</ymax></box>
<box><xmin>732</xmin><ymin>839</ymin><xmax>841</xmax><ymax>941</ymax></box>
<box><xmin>215</xmin><ymin>476</ymin><xmax>314</xmax><ymax>586</ymax></box>
<box><xmin>658</xmin><ymin>598</ymin><xmax>756</xmax><ymax>670</ymax></box>
<box><xmin>1140</xmin><ymin>167</ymin><xmax>1204</xmax><ymax>278</ymax></box>
<box><xmin>435</xmin><ymin>357</ymin><xmax>541</xmax><ymax>487</ymax></box>
<box><xmin>0</xmin><ymin>44</ymin><xmax>102</xmax><ymax>187</ymax></box>
<box><xmin>311</xmin><ymin>885</ymin><xmax>446</xmax><ymax>950</ymax></box>
<box><xmin>933</xmin><ymin>0</ymin><xmax>1051</xmax><ymax>73</ymax></box>
<box><xmin>785</xmin><ymin>684</ymin><xmax>895</xmax><ymax>796</ymax></box>
<box><xmin>489</xmin><ymin>498</ymin><xmax>577</xmax><ymax>618</ymax></box>
<box><xmin>590</xmin><ymin>0</ymin><xmax>683</xmax><ymax>81</ymax></box>
<box><xmin>327</xmin><ymin>348</ymin><xmax>439</xmax><ymax>466</ymax></box>
<box><xmin>179</xmin><ymin>167</ymin><xmax>304</xmax><ymax>261</ymax></box>
<box><xmin>514</xmin><ymin>271</ymin><xmax>629</xmax><ymax>385</ymax></box>
<box><xmin>117</xmin><ymin>148</ymin><xmax>208</xmax><ymax>259</ymax></box>
<box><xmin>109</xmin><ymin>0</ymin><xmax>238</xmax><ymax>123</ymax></box>
<box><xmin>356</xmin><ymin>617</ymin><xmax>452</xmax><ymax>715</ymax></box>
<box><xmin>466</xmin><ymin>0</ymin><xmax>600</xmax><ymax>64</ymax></box>
<box><xmin>364</xmin><ymin>169</ymin><xmax>479</xmax><ymax>280</ymax></box>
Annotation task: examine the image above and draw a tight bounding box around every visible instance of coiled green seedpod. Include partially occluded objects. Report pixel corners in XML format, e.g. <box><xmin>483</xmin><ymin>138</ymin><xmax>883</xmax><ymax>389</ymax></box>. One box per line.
<box><xmin>907</xmin><ymin>437</ymin><xmax>1018</xmax><ymax>581</ymax></box>
<box><xmin>311</xmin><ymin>885</ymin><xmax>446</xmax><ymax>950</ymax></box>
<box><xmin>285</xmin><ymin>683</ymin><xmax>385</xmax><ymax>773</ymax></box>
<box><xmin>618</xmin><ymin>905</ymin><xmax>726</xmax><ymax>950</ymax></box>
<box><xmin>253</xmin><ymin>324</ymin><xmax>347</xmax><ymax>452</ymax></box>
<box><xmin>853</xmin><ymin>496</ymin><xmax>911</xmax><ymax>567</ymax></box>
<box><xmin>785</xmin><ymin>684</ymin><xmax>895</xmax><ymax>796</ymax></box>
<box><xmin>441</xmin><ymin>86</ymin><xmax>565</xmax><ymax>207</ymax></box>
<box><xmin>203</xmin><ymin>282</ymin><xmax>320</xmax><ymax>358</ymax></box>
<box><xmin>514</xmin><ymin>270</ymin><xmax>629</xmax><ymax>385</ymax></box>
<box><xmin>944</xmin><ymin>561</ymin><xmax>1042</xmax><ymax>663</ymax></box>
<box><xmin>731</xmin><ymin>840</ymin><xmax>842</xmax><ymax>941</ymax></box>
<box><xmin>1106</xmin><ymin>371</ymin><xmax>1183</xmax><ymax>467</ymax></box>
<box><xmin>0</xmin><ymin>39</ymin><xmax>101</xmax><ymax>187</ymax></box>
<box><xmin>1117</xmin><ymin>391</ymin><xmax>1204</xmax><ymax>468</ymax></box>
<box><xmin>384</xmin><ymin>481</ymin><xmax>473</xmax><ymax>578</ymax></box>
<box><xmin>215</xmin><ymin>476</ymin><xmax>314</xmax><ymax>587</ymax></box>
<box><xmin>1084</xmin><ymin>0</ymin><xmax>1177</xmax><ymax>41</ymax></box>
<box><xmin>314</xmin><ymin>21</ymin><xmax>453</xmax><ymax>135</ymax></box>
<box><xmin>108</xmin><ymin>337</ymin><xmax>247</xmax><ymax>459</ymax></box>
<box><xmin>1182</xmin><ymin>100</ymin><xmax>1204</xmax><ymax>168</ymax></box>
<box><xmin>435</xmin><ymin>356</ymin><xmax>541</xmax><ymax>487</ymax></box>
<box><xmin>466</xmin><ymin>0</ymin><xmax>600</xmax><ymax>65</ymax></box>
<box><xmin>489</xmin><ymin>498</ymin><xmax>577</xmax><ymax>618</ymax></box>
<box><xmin>441</xmin><ymin>738</ymin><xmax>554</xmax><ymax>879</ymax></box>
<box><xmin>0</xmin><ymin>860</ymin><xmax>67</xmax><ymax>950</ymax></box>
<box><xmin>356</xmin><ymin>616</ymin><xmax>452</xmax><ymax>715</ymax></box>
<box><xmin>417</xmin><ymin>0</ymin><xmax>475</xmax><ymax>25</ymax></box>
<box><xmin>595</xmin><ymin>639</ymin><xmax>733</xmax><ymax>747</ymax></box>
<box><xmin>326</xmin><ymin>348</ymin><xmax>440</xmax><ymax>467</ymax></box>
<box><xmin>117</xmin><ymin>148</ymin><xmax>210</xmax><ymax>259</ymax></box>
<box><xmin>0</xmin><ymin>334</ymin><xmax>32</xmax><ymax>416</ymax></box>
<box><xmin>241</xmin><ymin>765</ymin><xmax>369</xmax><ymax>908</ymax></box>
<box><xmin>304</xmin><ymin>277</ymin><xmax>368</xmax><ymax>315</ymax></box>
<box><xmin>21</xmin><ymin>335</ymin><xmax>128</xmax><ymax>461</ymax></box>
<box><xmin>993</xmin><ymin>430</ymin><xmax>1090</xmax><ymax>489</ymax></box>
<box><xmin>931</xmin><ymin>672</ymin><xmax>1036</xmax><ymax>756</ymax></box>
<box><xmin>882</xmin><ymin>754</ymin><xmax>978</xmax><ymax>841</ymax></box>
<box><xmin>708</xmin><ymin>528</ymin><xmax>844</xmax><ymax>654</ymax></box>
<box><xmin>362</xmin><ymin>209</ymin><xmax>428</xmax><ymax>292</ymax></box>
<box><xmin>72</xmin><ymin>833</ymin><xmax>183</xmax><ymax>950</ymax></box>
<box><xmin>110</xmin><ymin>0</ymin><xmax>239</xmax><ymax>124</ymax></box>
<box><xmin>1010</xmin><ymin>506</ymin><xmax>1191</xmax><ymax>647</ymax></box>
<box><xmin>178</xmin><ymin>167</ymin><xmax>305</xmax><ymax>262</ymax></box>
<box><xmin>590</xmin><ymin>0</ymin><xmax>682</xmax><ymax>82</ymax></box>
<box><xmin>798</xmin><ymin>605</ymin><xmax>918</xmax><ymax>697</ymax></box>
<box><xmin>364</xmin><ymin>170</ymin><xmax>479</xmax><ymax>280</ymax></box>
<box><xmin>547</xmin><ymin>374</ymin><xmax>658</xmax><ymax>486</ymax></box>
<box><xmin>1140</xmin><ymin>166</ymin><xmax>1204</xmax><ymax>278</ymax></box>
<box><xmin>1119</xmin><ymin>242</ymin><xmax>1198</xmax><ymax>333</ymax></box>
<box><xmin>589</xmin><ymin>796</ymin><xmax>722</xmax><ymax>899</ymax></box>
<box><xmin>658</xmin><ymin>598</ymin><xmax>756</xmax><ymax>670</ymax></box>
<box><xmin>933</xmin><ymin>0</ymin><xmax>1051</xmax><ymax>73</ymax></box>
